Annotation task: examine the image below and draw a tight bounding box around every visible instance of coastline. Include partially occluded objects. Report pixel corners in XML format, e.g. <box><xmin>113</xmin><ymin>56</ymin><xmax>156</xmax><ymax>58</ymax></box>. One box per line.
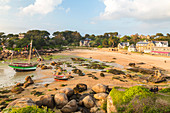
<box><xmin>0</xmin><ymin>49</ymin><xmax>169</xmax><ymax>104</ymax></box>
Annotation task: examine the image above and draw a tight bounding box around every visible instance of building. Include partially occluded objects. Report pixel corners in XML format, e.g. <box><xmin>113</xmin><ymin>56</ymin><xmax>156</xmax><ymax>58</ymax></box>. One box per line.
<box><xmin>136</xmin><ymin>40</ymin><xmax>149</xmax><ymax>52</ymax></box>
<box><xmin>128</xmin><ymin>44</ymin><xmax>137</xmax><ymax>52</ymax></box>
<box><xmin>151</xmin><ymin>47</ymin><xmax>170</xmax><ymax>56</ymax></box>
<box><xmin>79</xmin><ymin>38</ymin><xmax>91</xmax><ymax>47</ymax></box>
<box><xmin>136</xmin><ymin>40</ymin><xmax>168</xmax><ymax>52</ymax></box>
<box><xmin>154</xmin><ymin>41</ymin><xmax>168</xmax><ymax>47</ymax></box>
<box><xmin>118</xmin><ymin>42</ymin><xmax>130</xmax><ymax>49</ymax></box>
<box><xmin>18</xmin><ymin>33</ymin><xmax>25</xmax><ymax>39</ymax></box>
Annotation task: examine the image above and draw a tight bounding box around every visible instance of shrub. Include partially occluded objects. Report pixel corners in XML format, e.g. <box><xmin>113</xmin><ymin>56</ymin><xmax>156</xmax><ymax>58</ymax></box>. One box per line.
<box><xmin>3</xmin><ymin>106</ymin><xmax>54</xmax><ymax>113</ymax></box>
<box><xmin>159</xmin><ymin>88</ymin><xmax>170</xmax><ymax>93</ymax></box>
<box><xmin>122</xmin><ymin>86</ymin><xmax>152</xmax><ymax>103</ymax></box>
<box><xmin>109</xmin><ymin>86</ymin><xmax>170</xmax><ymax>113</ymax></box>
<box><xmin>97</xmin><ymin>45</ymin><xmax>103</xmax><ymax>48</ymax></box>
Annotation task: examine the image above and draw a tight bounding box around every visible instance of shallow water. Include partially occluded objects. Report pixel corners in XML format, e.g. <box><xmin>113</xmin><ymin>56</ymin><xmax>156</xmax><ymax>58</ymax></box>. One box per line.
<box><xmin>0</xmin><ymin>64</ymin><xmax>47</xmax><ymax>88</ymax></box>
<box><xmin>0</xmin><ymin>56</ymin><xmax>124</xmax><ymax>88</ymax></box>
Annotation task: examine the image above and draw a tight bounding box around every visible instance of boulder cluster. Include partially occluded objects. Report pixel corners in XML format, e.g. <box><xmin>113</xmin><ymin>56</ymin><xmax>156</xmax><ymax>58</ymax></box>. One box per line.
<box><xmin>8</xmin><ymin>83</ymin><xmax>110</xmax><ymax>113</ymax></box>
<box><xmin>11</xmin><ymin>76</ymin><xmax>34</xmax><ymax>94</ymax></box>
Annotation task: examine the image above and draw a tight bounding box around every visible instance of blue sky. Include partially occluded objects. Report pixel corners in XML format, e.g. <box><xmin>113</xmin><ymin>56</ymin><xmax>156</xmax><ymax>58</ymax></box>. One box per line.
<box><xmin>0</xmin><ymin>0</ymin><xmax>170</xmax><ymax>36</ymax></box>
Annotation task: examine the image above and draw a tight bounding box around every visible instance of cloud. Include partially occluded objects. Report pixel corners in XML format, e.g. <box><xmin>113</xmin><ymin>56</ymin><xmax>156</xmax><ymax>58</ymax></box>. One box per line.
<box><xmin>20</xmin><ymin>0</ymin><xmax>62</xmax><ymax>15</ymax></box>
<box><xmin>90</xmin><ymin>21</ymin><xmax>96</xmax><ymax>24</ymax></box>
<box><xmin>65</xmin><ymin>8</ymin><xmax>70</xmax><ymax>13</ymax></box>
<box><xmin>0</xmin><ymin>0</ymin><xmax>11</xmax><ymax>11</ymax></box>
<box><xmin>100</xmin><ymin>0</ymin><xmax>170</xmax><ymax>21</ymax></box>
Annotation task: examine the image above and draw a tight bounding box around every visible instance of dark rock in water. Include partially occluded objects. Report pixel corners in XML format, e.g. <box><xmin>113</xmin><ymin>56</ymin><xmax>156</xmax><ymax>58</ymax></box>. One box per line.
<box><xmin>16</xmin><ymin>83</ymin><xmax>24</xmax><ymax>86</ymax></box>
<box><xmin>11</xmin><ymin>86</ymin><xmax>24</xmax><ymax>94</ymax></box>
<box><xmin>31</xmin><ymin>90</ymin><xmax>44</xmax><ymax>96</ymax></box>
<box><xmin>23</xmin><ymin>83</ymin><xmax>30</xmax><ymax>88</ymax></box>
<box><xmin>39</xmin><ymin>95</ymin><xmax>55</xmax><ymax>108</ymax></box>
<box><xmin>92</xmin><ymin>76</ymin><xmax>99</xmax><ymax>80</ymax></box>
<box><xmin>0</xmin><ymin>89</ymin><xmax>10</xmax><ymax>94</ymax></box>
<box><xmin>25</xmin><ymin>76</ymin><xmax>32</xmax><ymax>81</ymax></box>
<box><xmin>129</xmin><ymin>63</ymin><xmax>135</xmax><ymax>67</ymax></box>
<box><xmin>126</xmin><ymin>74</ymin><xmax>132</xmax><ymax>78</ymax></box>
<box><xmin>61</xmin><ymin>99</ymin><xmax>78</xmax><ymax>113</ymax></box>
<box><xmin>107</xmin><ymin>69</ymin><xmax>125</xmax><ymax>75</ymax></box>
<box><xmin>100</xmin><ymin>73</ymin><xmax>105</xmax><ymax>77</ymax></box>
<box><xmin>127</xmin><ymin>68</ymin><xmax>154</xmax><ymax>74</ymax></box>
<box><xmin>23</xmin><ymin>76</ymin><xmax>34</xmax><ymax>88</ymax></box>
<box><xmin>137</xmin><ymin>62</ymin><xmax>145</xmax><ymax>65</ymax></box>
<box><xmin>44</xmin><ymin>83</ymin><xmax>49</xmax><ymax>87</ymax></box>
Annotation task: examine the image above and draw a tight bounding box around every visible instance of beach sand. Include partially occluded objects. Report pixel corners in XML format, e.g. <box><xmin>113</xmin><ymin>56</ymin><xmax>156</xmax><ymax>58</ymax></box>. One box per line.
<box><xmin>1</xmin><ymin>49</ymin><xmax>170</xmax><ymax>102</ymax></box>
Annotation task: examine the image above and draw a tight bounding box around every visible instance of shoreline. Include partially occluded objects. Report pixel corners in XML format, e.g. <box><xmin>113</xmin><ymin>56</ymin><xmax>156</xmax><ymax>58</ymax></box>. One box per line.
<box><xmin>0</xmin><ymin>49</ymin><xmax>169</xmax><ymax>103</ymax></box>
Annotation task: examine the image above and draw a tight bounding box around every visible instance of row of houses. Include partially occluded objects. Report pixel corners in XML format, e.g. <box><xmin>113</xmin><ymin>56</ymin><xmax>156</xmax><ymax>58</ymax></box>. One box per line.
<box><xmin>118</xmin><ymin>40</ymin><xmax>170</xmax><ymax>56</ymax></box>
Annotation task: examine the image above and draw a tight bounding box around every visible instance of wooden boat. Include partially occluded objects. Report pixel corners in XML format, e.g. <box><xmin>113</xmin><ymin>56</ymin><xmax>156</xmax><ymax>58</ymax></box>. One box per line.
<box><xmin>9</xmin><ymin>63</ymin><xmax>38</xmax><ymax>72</ymax></box>
<box><xmin>54</xmin><ymin>76</ymin><xmax>69</xmax><ymax>81</ymax></box>
<box><xmin>9</xmin><ymin>40</ymin><xmax>38</xmax><ymax>72</ymax></box>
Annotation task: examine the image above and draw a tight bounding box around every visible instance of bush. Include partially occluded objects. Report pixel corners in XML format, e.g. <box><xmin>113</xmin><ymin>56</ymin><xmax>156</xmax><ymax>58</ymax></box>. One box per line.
<box><xmin>159</xmin><ymin>88</ymin><xmax>170</xmax><ymax>93</ymax></box>
<box><xmin>97</xmin><ymin>45</ymin><xmax>103</xmax><ymax>48</ymax></box>
<box><xmin>3</xmin><ymin>106</ymin><xmax>54</xmax><ymax>113</ymax></box>
<box><xmin>122</xmin><ymin>86</ymin><xmax>152</xmax><ymax>103</ymax></box>
<box><xmin>109</xmin><ymin>86</ymin><xmax>170</xmax><ymax>113</ymax></box>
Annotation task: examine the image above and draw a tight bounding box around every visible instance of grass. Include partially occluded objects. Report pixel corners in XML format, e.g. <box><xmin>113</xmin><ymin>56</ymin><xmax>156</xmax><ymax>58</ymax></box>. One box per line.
<box><xmin>109</xmin><ymin>86</ymin><xmax>170</xmax><ymax>113</ymax></box>
<box><xmin>2</xmin><ymin>106</ymin><xmax>54</xmax><ymax>113</ymax></box>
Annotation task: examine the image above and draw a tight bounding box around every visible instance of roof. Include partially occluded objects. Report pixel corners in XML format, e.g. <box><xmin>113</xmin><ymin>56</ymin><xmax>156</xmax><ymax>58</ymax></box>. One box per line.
<box><xmin>129</xmin><ymin>44</ymin><xmax>135</xmax><ymax>48</ymax></box>
<box><xmin>119</xmin><ymin>42</ymin><xmax>129</xmax><ymax>46</ymax></box>
<box><xmin>136</xmin><ymin>41</ymin><xmax>148</xmax><ymax>44</ymax></box>
<box><xmin>154</xmin><ymin>41</ymin><xmax>168</xmax><ymax>45</ymax></box>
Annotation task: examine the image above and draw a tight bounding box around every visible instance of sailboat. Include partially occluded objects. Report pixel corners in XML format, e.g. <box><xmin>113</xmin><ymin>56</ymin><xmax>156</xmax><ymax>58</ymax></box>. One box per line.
<box><xmin>9</xmin><ymin>40</ymin><xmax>38</xmax><ymax>72</ymax></box>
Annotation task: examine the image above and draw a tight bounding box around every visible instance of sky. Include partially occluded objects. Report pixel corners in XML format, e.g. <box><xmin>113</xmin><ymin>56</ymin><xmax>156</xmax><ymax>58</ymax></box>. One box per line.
<box><xmin>0</xmin><ymin>0</ymin><xmax>170</xmax><ymax>36</ymax></box>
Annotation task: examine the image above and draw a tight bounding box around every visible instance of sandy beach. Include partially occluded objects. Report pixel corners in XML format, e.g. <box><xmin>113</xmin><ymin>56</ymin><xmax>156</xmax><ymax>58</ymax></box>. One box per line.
<box><xmin>0</xmin><ymin>49</ymin><xmax>170</xmax><ymax>104</ymax></box>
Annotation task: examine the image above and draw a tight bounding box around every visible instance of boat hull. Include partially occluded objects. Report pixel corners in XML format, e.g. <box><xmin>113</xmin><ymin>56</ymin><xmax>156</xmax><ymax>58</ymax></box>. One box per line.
<box><xmin>54</xmin><ymin>78</ymin><xmax>68</xmax><ymax>81</ymax></box>
<box><xmin>9</xmin><ymin>63</ymin><xmax>37</xmax><ymax>72</ymax></box>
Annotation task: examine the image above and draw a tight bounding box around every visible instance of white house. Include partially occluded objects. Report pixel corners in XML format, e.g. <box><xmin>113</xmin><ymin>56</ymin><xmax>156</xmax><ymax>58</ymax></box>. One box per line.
<box><xmin>128</xmin><ymin>44</ymin><xmax>137</xmax><ymax>52</ymax></box>
<box><xmin>155</xmin><ymin>41</ymin><xmax>168</xmax><ymax>47</ymax></box>
<box><xmin>118</xmin><ymin>42</ymin><xmax>130</xmax><ymax>49</ymax></box>
<box><xmin>79</xmin><ymin>38</ymin><xmax>91</xmax><ymax>47</ymax></box>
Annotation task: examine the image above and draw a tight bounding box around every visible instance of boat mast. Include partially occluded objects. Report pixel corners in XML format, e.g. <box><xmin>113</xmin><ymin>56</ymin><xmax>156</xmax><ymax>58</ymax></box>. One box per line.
<box><xmin>28</xmin><ymin>40</ymin><xmax>32</xmax><ymax>64</ymax></box>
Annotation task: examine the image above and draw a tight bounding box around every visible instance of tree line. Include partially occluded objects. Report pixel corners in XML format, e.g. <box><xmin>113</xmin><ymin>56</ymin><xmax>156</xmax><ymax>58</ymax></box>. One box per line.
<box><xmin>0</xmin><ymin>30</ymin><xmax>170</xmax><ymax>50</ymax></box>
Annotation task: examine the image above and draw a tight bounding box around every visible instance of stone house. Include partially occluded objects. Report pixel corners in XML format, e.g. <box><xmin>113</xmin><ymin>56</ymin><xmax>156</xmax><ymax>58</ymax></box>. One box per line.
<box><xmin>136</xmin><ymin>40</ymin><xmax>149</xmax><ymax>52</ymax></box>
<box><xmin>136</xmin><ymin>40</ymin><xmax>168</xmax><ymax>52</ymax></box>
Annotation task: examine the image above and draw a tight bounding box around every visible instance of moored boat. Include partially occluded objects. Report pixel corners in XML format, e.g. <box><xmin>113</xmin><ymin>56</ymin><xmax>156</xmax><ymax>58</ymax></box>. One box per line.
<box><xmin>9</xmin><ymin>63</ymin><xmax>38</xmax><ymax>72</ymax></box>
<box><xmin>9</xmin><ymin>40</ymin><xmax>39</xmax><ymax>72</ymax></box>
<box><xmin>54</xmin><ymin>76</ymin><xmax>69</xmax><ymax>81</ymax></box>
